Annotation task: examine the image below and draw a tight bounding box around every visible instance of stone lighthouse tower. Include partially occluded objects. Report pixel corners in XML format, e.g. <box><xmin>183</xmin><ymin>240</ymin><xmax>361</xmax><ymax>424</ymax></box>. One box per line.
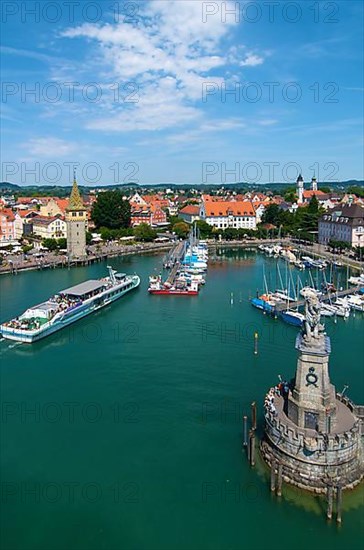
<box><xmin>261</xmin><ymin>291</ymin><xmax>364</xmax><ymax>493</ymax></box>
<box><xmin>296</xmin><ymin>174</ymin><xmax>304</xmax><ymax>204</ymax></box>
<box><xmin>66</xmin><ymin>173</ymin><xmax>87</xmax><ymax>261</ymax></box>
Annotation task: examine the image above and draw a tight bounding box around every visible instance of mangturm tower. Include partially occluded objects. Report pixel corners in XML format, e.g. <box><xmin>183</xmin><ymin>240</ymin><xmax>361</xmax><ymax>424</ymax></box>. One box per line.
<box><xmin>261</xmin><ymin>291</ymin><xmax>364</xmax><ymax>493</ymax></box>
<box><xmin>66</xmin><ymin>173</ymin><xmax>87</xmax><ymax>261</ymax></box>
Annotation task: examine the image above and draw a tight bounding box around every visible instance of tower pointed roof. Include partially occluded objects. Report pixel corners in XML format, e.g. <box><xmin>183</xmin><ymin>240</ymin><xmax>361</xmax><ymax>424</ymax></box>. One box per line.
<box><xmin>67</xmin><ymin>173</ymin><xmax>86</xmax><ymax>211</ymax></box>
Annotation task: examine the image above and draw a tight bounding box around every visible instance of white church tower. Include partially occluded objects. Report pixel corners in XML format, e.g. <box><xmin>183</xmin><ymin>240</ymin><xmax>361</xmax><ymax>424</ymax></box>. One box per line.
<box><xmin>311</xmin><ymin>176</ymin><xmax>318</xmax><ymax>192</ymax></box>
<box><xmin>296</xmin><ymin>174</ymin><xmax>304</xmax><ymax>204</ymax></box>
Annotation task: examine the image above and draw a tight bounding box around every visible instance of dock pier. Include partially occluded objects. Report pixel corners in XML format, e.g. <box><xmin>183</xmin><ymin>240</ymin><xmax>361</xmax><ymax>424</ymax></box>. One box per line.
<box><xmin>272</xmin><ymin>286</ymin><xmax>359</xmax><ymax>316</ymax></box>
<box><xmin>164</xmin><ymin>242</ymin><xmax>186</xmax><ymax>286</ymax></box>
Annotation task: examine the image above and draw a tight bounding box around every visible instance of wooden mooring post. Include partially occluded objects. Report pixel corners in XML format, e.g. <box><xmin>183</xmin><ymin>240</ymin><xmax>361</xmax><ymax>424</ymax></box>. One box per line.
<box><xmin>242</xmin><ymin>415</ymin><xmax>248</xmax><ymax>447</ymax></box>
<box><xmin>249</xmin><ymin>430</ymin><xmax>256</xmax><ymax>467</ymax></box>
<box><xmin>326</xmin><ymin>486</ymin><xmax>333</xmax><ymax>520</ymax></box>
<box><xmin>276</xmin><ymin>463</ymin><xmax>283</xmax><ymax>497</ymax></box>
<box><xmin>270</xmin><ymin>460</ymin><xmax>276</xmax><ymax>492</ymax></box>
<box><xmin>336</xmin><ymin>486</ymin><xmax>343</xmax><ymax>524</ymax></box>
<box><xmin>251</xmin><ymin>401</ymin><xmax>257</xmax><ymax>431</ymax></box>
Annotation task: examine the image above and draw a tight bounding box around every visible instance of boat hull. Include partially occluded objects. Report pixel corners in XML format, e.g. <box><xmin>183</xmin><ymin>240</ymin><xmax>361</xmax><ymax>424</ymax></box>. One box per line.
<box><xmin>1</xmin><ymin>277</ymin><xmax>140</xmax><ymax>343</ymax></box>
<box><xmin>280</xmin><ymin>311</ymin><xmax>304</xmax><ymax>327</ymax></box>
<box><xmin>251</xmin><ymin>298</ymin><xmax>275</xmax><ymax>313</ymax></box>
<box><xmin>148</xmin><ymin>289</ymin><xmax>198</xmax><ymax>295</ymax></box>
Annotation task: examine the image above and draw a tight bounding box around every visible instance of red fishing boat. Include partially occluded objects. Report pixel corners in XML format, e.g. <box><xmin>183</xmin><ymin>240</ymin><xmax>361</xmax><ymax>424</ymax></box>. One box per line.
<box><xmin>148</xmin><ymin>275</ymin><xmax>199</xmax><ymax>296</ymax></box>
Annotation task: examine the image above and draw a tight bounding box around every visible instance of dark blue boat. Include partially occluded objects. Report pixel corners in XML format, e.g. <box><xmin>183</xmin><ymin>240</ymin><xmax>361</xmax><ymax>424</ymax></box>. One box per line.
<box><xmin>280</xmin><ymin>310</ymin><xmax>305</xmax><ymax>327</ymax></box>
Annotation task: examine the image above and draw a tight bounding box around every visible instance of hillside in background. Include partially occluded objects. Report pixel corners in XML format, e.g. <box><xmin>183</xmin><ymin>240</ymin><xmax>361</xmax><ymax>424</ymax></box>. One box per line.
<box><xmin>1</xmin><ymin>180</ymin><xmax>363</xmax><ymax>196</ymax></box>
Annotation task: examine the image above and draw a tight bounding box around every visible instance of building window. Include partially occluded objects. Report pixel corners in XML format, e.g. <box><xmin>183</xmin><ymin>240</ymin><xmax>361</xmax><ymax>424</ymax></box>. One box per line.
<box><xmin>72</xmin><ymin>212</ymin><xmax>76</xmax><ymax>217</ymax></box>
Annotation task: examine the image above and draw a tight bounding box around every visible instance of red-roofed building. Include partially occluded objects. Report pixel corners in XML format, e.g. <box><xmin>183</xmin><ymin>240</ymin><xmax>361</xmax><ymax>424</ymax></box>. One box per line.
<box><xmin>32</xmin><ymin>215</ymin><xmax>67</xmax><ymax>239</ymax></box>
<box><xmin>16</xmin><ymin>197</ymin><xmax>41</xmax><ymax>205</ymax></box>
<box><xmin>130</xmin><ymin>203</ymin><xmax>168</xmax><ymax>227</ymax></box>
<box><xmin>200</xmin><ymin>199</ymin><xmax>256</xmax><ymax>230</ymax></box>
<box><xmin>302</xmin><ymin>190</ymin><xmax>326</xmax><ymax>202</ymax></box>
<box><xmin>40</xmin><ymin>198</ymin><xmax>69</xmax><ymax>217</ymax></box>
<box><xmin>179</xmin><ymin>205</ymin><xmax>200</xmax><ymax>224</ymax></box>
<box><xmin>0</xmin><ymin>208</ymin><xmax>16</xmax><ymax>242</ymax></box>
<box><xmin>14</xmin><ymin>210</ymin><xmax>38</xmax><ymax>239</ymax></box>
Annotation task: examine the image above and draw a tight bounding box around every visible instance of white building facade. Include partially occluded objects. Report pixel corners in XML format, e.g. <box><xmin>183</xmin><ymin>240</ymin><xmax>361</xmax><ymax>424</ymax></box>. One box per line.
<box><xmin>200</xmin><ymin>200</ymin><xmax>257</xmax><ymax>230</ymax></box>
<box><xmin>318</xmin><ymin>204</ymin><xmax>364</xmax><ymax>247</ymax></box>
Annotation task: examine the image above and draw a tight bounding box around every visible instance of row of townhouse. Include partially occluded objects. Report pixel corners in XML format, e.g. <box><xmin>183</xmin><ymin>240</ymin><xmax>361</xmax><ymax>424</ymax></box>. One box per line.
<box><xmin>0</xmin><ymin>207</ymin><xmax>68</xmax><ymax>242</ymax></box>
<box><xmin>129</xmin><ymin>192</ymin><xmax>169</xmax><ymax>227</ymax></box>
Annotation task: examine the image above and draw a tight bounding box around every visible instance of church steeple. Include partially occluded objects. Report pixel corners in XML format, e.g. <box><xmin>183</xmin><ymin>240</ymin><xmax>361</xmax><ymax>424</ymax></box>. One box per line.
<box><xmin>296</xmin><ymin>174</ymin><xmax>304</xmax><ymax>204</ymax></box>
<box><xmin>67</xmin><ymin>170</ymin><xmax>86</xmax><ymax>211</ymax></box>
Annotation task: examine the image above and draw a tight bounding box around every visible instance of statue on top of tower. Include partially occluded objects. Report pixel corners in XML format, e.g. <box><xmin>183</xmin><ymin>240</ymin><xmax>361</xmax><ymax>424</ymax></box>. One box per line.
<box><xmin>302</xmin><ymin>289</ymin><xmax>324</xmax><ymax>341</ymax></box>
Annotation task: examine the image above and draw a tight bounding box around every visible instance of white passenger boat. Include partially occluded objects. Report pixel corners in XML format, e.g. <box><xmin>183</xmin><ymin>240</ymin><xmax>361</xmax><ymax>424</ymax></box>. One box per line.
<box><xmin>0</xmin><ymin>267</ymin><xmax>140</xmax><ymax>343</ymax></box>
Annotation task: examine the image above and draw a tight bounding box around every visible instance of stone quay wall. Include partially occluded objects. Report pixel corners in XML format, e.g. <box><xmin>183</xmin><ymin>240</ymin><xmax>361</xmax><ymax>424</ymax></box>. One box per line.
<box><xmin>261</xmin><ymin>411</ymin><xmax>364</xmax><ymax>493</ymax></box>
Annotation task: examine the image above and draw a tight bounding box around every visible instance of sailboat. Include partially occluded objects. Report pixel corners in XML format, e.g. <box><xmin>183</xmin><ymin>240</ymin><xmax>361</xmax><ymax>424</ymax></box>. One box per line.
<box><xmin>251</xmin><ymin>266</ymin><xmax>283</xmax><ymax>313</ymax></box>
<box><xmin>280</xmin><ymin>274</ymin><xmax>305</xmax><ymax>327</ymax></box>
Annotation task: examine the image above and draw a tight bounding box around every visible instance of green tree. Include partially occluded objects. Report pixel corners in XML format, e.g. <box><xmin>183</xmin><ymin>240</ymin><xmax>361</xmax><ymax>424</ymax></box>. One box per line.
<box><xmin>100</xmin><ymin>227</ymin><xmax>113</xmax><ymax>241</ymax></box>
<box><xmin>347</xmin><ymin>186</ymin><xmax>364</xmax><ymax>198</ymax></box>
<box><xmin>307</xmin><ymin>195</ymin><xmax>319</xmax><ymax>214</ymax></box>
<box><xmin>222</xmin><ymin>227</ymin><xmax>239</xmax><ymax>240</ymax></box>
<box><xmin>195</xmin><ymin>220</ymin><xmax>213</xmax><ymax>238</ymax></box>
<box><xmin>57</xmin><ymin>238</ymin><xmax>67</xmax><ymax>249</ymax></box>
<box><xmin>353</xmin><ymin>246</ymin><xmax>364</xmax><ymax>261</ymax></box>
<box><xmin>261</xmin><ymin>204</ymin><xmax>281</xmax><ymax>225</ymax></box>
<box><xmin>282</xmin><ymin>186</ymin><xmax>297</xmax><ymax>203</ymax></box>
<box><xmin>42</xmin><ymin>238</ymin><xmax>58</xmax><ymax>251</ymax></box>
<box><xmin>328</xmin><ymin>239</ymin><xmax>351</xmax><ymax>251</ymax></box>
<box><xmin>168</xmin><ymin>215</ymin><xmax>184</xmax><ymax>226</ymax></box>
<box><xmin>172</xmin><ymin>221</ymin><xmax>190</xmax><ymax>239</ymax></box>
<box><xmin>22</xmin><ymin>244</ymin><xmax>33</xmax><ymax>254</ymax></box>
<box><xmin>284</xmin><ymin>191</ymin><xmax>297</xmax><ymax>203</ymax></box>
<box><xmin>86</xmin><ymin>231</ymin><xmax>92</xmax><ymax>245</ymax></box>
<box><xmin>134</xmin><ymin>223</ymin><xmax>157</xmax><ymax>242</ymax></box>
<box><xmin>91</xmin><ymin>190</ymin><xmax>131</xmax><ymax>229</ymax></box>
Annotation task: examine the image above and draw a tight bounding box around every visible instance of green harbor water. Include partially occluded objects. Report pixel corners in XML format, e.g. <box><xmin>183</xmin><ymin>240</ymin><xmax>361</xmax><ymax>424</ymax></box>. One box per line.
<box><xmin>1</xmin><ymin>250</ymin><xmax>363</xmax><ymax>550</ymax></box>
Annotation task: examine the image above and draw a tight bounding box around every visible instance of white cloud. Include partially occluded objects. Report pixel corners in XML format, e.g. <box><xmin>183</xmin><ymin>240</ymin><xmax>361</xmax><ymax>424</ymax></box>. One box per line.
<box><xmin>22</xmin><ymin>137</ymin><xmax>77</xmax><ymax>157</ymax></box>
<box><xmin>60</xmin><ymin>1</ymin><xmax>265</xmax><ymax>132</ymax></box>
<box><xmin>240</xmin><ymin>54</ymin><xmax>264</xmax><ymax>67</ymax></box>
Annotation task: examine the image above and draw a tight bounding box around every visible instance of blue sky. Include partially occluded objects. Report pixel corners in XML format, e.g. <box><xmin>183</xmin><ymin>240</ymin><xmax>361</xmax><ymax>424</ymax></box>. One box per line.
<box><xmin>1</xmin><ymin>0</ymin><xmax>363</xmax><ymax>185</ymax></box>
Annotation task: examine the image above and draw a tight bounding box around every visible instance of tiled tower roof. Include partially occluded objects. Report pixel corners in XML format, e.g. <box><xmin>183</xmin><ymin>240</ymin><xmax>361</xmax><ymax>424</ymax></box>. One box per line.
<box><xmin>67</xmin><ymin>176</ymin><xmax>86</xmax><ymax>211</ymax></box>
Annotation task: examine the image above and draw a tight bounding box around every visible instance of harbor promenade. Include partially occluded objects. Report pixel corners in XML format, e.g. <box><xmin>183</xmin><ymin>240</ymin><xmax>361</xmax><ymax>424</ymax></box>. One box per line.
<box><xmin>0</xmin><ymin>241</ymin><xmax>174</xmax><ymax>275</ymax></box>
<box><xmin>210</xmin><ymin>239</ymin><xmax>364</xmax><ymax>272</ymax></box>
<box><xmin>1</xmin><ymin>238</ymin><xmax>363</xmax><ymax>275</ymax></box>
